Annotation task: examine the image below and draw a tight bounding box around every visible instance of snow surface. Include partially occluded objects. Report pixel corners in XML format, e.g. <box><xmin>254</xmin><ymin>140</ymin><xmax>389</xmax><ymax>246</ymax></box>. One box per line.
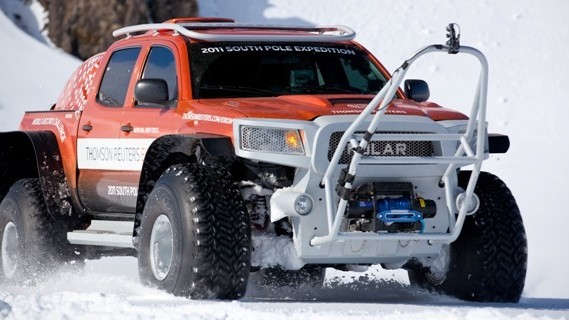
<box><xmin>1</xmin><ymin>0</ymin><xmax>569</xmax><ymax>319</ymax></box>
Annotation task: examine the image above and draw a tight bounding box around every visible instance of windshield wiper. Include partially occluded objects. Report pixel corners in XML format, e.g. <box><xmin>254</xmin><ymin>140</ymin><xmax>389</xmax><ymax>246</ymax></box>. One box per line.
<box><xmin>199</xmin><ymin>85</ymin><xmax>279</xmax><ymax>97</ymax></box>
<box><xmin>286</xmin><ymin>85</ymin><xmax>363</xmax><ymax>94</ymax></box>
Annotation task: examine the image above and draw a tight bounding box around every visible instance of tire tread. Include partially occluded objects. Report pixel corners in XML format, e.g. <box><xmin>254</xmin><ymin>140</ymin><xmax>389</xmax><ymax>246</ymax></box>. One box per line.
<box><xmin>408</xmin><ymin>171</ymin><xmax>527</xmax><ymax>302</ymax></box>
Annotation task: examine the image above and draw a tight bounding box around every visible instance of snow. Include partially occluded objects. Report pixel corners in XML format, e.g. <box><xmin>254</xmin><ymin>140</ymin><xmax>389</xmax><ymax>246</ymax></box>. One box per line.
<box><xmin>1</xmin><ymin>0</ymin><xmax>569</xmax><ymax>318</ymax></box>
<box><xmin>251</xmin><ymin>234</ymin><xmax>304</xmax><ymax>270</ymax></box>
<box><xmin>0</xmin><ymin>0</ymin><xmax>48</xmax><ymax>44</ymax></box>
<box><xmin>1</xmin><ymin>258</ymin><xmax>568</xmax><ymax>319</ymax></box>
<box><xmin>0</xmin><ymin>260</ymin><xmax>567</xmax><ymax>319</ymax></box>
<box><xmin>0</xmin><ymin>1</ymin><xmax>79</xmax><ymax>130</ymax></box>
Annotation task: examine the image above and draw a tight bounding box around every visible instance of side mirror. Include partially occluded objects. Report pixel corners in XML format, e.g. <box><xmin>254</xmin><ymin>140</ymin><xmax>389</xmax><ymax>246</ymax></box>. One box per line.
<box><xmin>404</xmin><ymin>79</ymin><xmax>430</xmax><ymax>102</ymax></box>
<box><xmin>134</xmin><ymin>79</ymin><xmax>169</xmax><ymax>105</ymax></box>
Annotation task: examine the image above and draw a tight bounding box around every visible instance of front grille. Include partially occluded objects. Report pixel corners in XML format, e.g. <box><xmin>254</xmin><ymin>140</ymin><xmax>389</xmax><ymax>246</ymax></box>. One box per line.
<box><xmin>328</xmin><ymin>131</ymin><xmax>435</xmax><ymax>164</ymax></box>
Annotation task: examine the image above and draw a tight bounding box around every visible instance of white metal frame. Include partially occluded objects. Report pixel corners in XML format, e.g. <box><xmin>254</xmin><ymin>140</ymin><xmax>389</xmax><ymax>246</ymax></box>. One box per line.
<box><xmin>113</xmin><ymin>23</ymin><xmax>356</xmax><ymax>42</ymax></box>
<box><xmin>311</xmin><ymin>44</ymin><xmax>489</xmax><ymax>246</ymax></box>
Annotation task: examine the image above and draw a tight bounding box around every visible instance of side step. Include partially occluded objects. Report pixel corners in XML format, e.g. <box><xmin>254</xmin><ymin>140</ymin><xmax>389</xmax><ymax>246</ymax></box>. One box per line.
<box><xmin>67</xmin><ymin>220</ymin><xmax>135</xmax><ymax>248</ymax></box>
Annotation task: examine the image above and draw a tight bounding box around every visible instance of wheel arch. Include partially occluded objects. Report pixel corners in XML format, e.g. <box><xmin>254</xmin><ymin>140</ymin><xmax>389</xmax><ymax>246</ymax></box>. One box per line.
<box><xmin>0</xmin><ymin>131</ymin><xmax>73</xmax><ymax>218</ymax></box>
<box><xmin>133</xmin><ymin>133</ymin><xmax>235</xmax><ymax>239</ymax></box>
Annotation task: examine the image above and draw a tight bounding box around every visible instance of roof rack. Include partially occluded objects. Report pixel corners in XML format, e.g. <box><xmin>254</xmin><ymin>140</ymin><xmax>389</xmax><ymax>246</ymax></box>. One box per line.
<box><xmin>112</xmin><ymin>22</ymin><xmax>356</xmax><ymax>42</ymax></box>
<box><xmin>165</xmin><ymin>17</ymin><xmax>235</xmax><ymax>24</ymax></box>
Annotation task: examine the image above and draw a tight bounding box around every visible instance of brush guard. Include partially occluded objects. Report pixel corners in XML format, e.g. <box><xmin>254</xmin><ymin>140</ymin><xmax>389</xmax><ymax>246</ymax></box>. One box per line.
<box><xmin>311</xmin><ymin>24</ymin><xmax>488</xmax><ymax>246</ymax></box>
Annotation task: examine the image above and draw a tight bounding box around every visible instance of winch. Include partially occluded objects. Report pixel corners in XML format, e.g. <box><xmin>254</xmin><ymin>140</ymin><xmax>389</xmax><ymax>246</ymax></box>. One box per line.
<box><xmin>347</xmin><ymin>182</ymin><xmax>436</xmax><ymax>233</ymax></box>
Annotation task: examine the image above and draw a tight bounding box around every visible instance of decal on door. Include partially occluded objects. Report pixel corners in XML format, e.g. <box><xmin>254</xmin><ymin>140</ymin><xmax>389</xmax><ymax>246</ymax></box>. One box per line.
<box><xmin>182</xmin><ymin>111</ymin><xmax>233</xmax><ymax>124</ymax></box>
<box><xmin>108</xmin><ymin>185</ymin><xmax>138</xmax><ymax>197</ymax></box>
<box><xmin>77</xmin><ymin>138</ymin><xmax>154</xmax><ymax>171</ymax></box>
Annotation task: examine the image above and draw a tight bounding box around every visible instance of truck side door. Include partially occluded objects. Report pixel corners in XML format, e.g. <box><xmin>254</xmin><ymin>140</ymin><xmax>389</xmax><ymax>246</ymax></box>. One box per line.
<box><xmin>77</xmin><ymin>46</ymin><xmax>142</xmax><ymax>213</ymax></box>
<box><xmin>118</xmin><ymin>42</ymin><xmax>183</xmax><ymax>211</ymax></box>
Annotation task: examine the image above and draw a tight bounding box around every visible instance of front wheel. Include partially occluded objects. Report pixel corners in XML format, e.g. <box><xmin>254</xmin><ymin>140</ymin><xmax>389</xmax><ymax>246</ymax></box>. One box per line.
<box><xmin>137</xmin><ymin>163</ymin><xmax>251</xmax><ymax>299</ymax></box>
<box><xmin>408</xmin><ymin>171</ymin><xmax>528</xmax><ymax>302</ymax></box>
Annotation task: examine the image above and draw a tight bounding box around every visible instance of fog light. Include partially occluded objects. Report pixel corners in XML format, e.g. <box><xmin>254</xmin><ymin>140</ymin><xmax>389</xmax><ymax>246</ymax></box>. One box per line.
<box><xmin>456</xmin><ymin>192</ymin><xmax>480</xmax><ymax>215</ymax></box>
<box><xmin>294</xmin><ymin>194</ymin><xmax>313</xmax><ymax>215</ymax></box>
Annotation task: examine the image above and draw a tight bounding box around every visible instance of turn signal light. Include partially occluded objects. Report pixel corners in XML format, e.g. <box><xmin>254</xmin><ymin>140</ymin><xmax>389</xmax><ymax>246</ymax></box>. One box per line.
<box><xmin>285</xmin><ymin>130</ymin><xmax>302</xmax><ymax>150</ymax></box>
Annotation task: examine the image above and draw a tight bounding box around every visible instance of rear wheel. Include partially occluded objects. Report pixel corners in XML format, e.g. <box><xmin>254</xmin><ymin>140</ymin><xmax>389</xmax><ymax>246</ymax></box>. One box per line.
<box><xmin>0</xmin><ymin>179</ymin><xmax>74</xmax><ymax>283</ymax></box>
<box><xmin>408</xmin><ymin>171</ymin><xmax>527</xmax><ymax>302</ymax></box>
<box><xmin>138</xmin><ymin>163</ymin><xmax>251</xmax><ymax>299</ymax></box>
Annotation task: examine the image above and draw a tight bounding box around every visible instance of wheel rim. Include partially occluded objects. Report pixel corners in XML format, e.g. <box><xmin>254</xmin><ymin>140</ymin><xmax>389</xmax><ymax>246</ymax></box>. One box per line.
<box><xmin>2</xmin><ymin>222</ymin><xmax>19</xmax><ymax>279</ymax></box>
<box><xmin>149</xmin><ymin>215</ymin><xmax>174</xmax><ymax>281</ymax></box>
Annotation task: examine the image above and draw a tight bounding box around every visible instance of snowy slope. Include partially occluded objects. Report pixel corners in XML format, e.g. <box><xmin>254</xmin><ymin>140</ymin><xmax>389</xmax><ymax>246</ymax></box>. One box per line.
<box><xmin>0</xmin><ymin>5</ymin><xmax>79</xmax><ymax>130</ymax></box>
<box><xmin>0</xmin><ymin>0</ymin><xmax>568</xmax><ymax>319</ymax></box>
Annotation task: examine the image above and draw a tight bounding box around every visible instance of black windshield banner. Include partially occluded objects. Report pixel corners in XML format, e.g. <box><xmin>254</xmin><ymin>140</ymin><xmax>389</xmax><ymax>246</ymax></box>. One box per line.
<box><xmin>200</xmin><ymin>45</ymin><xmax>356</xmax><ymax>55</ymax></box>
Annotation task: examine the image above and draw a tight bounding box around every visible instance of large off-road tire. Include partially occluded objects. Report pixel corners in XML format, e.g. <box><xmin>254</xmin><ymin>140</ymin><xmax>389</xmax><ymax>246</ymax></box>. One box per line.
<box><xmin>0</xmin><ymin>179</ymin><xmax>73</xmax><ymax>284</ymax></box>
<box><xmin>138</xmin><ymin>163</ymin><xmax>251</xmax><ymax>299</ymax></box>
<box><xmin>408</xmin><ymin>171</ymin><xmax>527</xmax><ymax>302</ymax></box>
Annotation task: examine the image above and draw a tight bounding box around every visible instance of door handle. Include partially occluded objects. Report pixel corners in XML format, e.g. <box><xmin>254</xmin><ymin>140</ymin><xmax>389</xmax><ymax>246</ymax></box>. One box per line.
<box><xmin>82</xmin><ymin>124</ymin><xmax>93</xmax><ymax>132</ymax></box>
<box><xmin>121</xmin><ymin>124</ymin><xmax>134</xmax><ymax>133</ymax></box>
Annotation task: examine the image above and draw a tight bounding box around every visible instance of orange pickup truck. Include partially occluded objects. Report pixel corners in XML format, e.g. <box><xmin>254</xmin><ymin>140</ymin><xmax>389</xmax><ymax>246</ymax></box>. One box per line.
<box><xmin>0</xmin><ymin>18</ymin><xmax>526</xmax><ymax>302</ymax></box>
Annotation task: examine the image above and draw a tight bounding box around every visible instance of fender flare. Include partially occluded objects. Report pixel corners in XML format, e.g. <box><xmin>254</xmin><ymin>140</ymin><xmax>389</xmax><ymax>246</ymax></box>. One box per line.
<box><xmin>133</xmin><ymin>133</ymin><xmax>234</xmax><ymax>239</ymax></box>
<box><xmin>0</xmin><ymin>131</ymin><xmax>73</xmax><ymax>218</ymax></box>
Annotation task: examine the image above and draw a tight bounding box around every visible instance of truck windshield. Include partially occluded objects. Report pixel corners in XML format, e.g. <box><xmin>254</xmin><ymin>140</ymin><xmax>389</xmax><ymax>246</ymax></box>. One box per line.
<box><xmin>189</xmin><ymin>42</ymin><xmax>388</xmax><ymax>99</ymax></box>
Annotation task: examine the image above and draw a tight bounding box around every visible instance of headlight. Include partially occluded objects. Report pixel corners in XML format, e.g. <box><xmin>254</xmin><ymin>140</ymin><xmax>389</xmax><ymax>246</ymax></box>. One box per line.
<box><xmin>241</xmin><ymin>126</ymin><xmax>305</xmax><ymax>155</ymax></box>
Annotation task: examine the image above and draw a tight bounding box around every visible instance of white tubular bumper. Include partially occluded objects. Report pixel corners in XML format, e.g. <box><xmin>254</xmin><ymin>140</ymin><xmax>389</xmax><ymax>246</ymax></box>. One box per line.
<box><xmin>233</xmin><ymin>43</ymin><xmax>489</xmax><ymax>265</ymax></box>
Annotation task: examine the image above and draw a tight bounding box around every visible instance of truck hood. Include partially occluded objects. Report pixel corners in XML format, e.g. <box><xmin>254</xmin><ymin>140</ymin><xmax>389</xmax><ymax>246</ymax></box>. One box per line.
<box><xmin>194</xmin><ymin>94</ymin><xmax>468</xmax><ymax>121</ymax></box>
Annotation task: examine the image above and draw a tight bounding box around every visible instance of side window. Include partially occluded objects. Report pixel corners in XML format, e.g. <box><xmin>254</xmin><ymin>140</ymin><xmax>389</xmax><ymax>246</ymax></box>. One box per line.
<box><xmin>97</xmin><ymin>47</ymin><xmax>141</xmax><ymax>107</ymax></box>
<box><xmin>142</xmin><ymin>46</ymin><xmax>178</xmax><ymax>101</ymax></box>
